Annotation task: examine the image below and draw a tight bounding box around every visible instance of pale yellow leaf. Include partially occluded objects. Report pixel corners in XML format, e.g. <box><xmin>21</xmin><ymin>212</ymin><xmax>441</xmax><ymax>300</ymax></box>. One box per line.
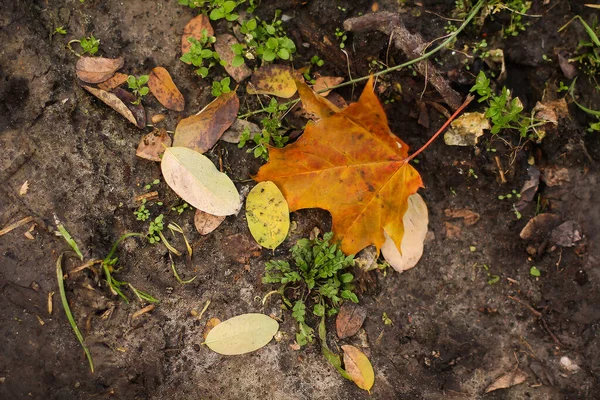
<box><xmin>341</xmin><ymin>344</ymin><xmax>375</xmax><ymax>392</ymax></box>
<box><xmin>246</xmin><ymin>181</ymin><xmax>290</xmax><ymax>249</ymax></box>
<box><xmin>203</xmin><ymin>313</ymin><xmax>279</xmax><ymax>355</ymax></box>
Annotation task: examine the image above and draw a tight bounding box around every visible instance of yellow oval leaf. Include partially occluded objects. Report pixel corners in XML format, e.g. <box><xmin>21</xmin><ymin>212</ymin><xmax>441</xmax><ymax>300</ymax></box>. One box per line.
<box><xmin>148</xmin><ymin>67</ymin><xmax>185</xmax><ymax>112</ymax></box>
<box><xmin>204</xmin><ymin>313</ymin><xmax>279</xmax><ymax>355</ymax></box>
<box><xmin>341</xmin><ymin>344</ymin><xmax>375</xmax><ymax>392</ymax></box>
<box><xmin>246</xmin><ymin>65</ymin><xmax>301</xmax><ymax>98</ymax></box>
<box><xmin>246</xmin><ymin>181</ymin><xmax>290</xmax><ymax>249</ymax></box>
<box><xmin>161</xmin><ymin>147</ymin><xmax>240</xmax><ymax>216</ymax></box>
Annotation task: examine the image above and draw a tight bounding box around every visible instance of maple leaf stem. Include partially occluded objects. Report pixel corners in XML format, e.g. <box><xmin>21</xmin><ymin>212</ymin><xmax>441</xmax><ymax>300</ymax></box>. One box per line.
<box><xmin>405</xmin><ymin>94</ymin><xmax>475</xmax><ymax>163</ymax></box>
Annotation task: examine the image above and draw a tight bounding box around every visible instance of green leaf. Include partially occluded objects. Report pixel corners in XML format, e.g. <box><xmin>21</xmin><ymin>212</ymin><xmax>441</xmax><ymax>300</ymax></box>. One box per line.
<box><xmin>262</xmin><ymin>49</ymin><xmax>276</xmax><ymax>61</ymax></box>
<box><xmin>232</xmin><ymin>55</ymin><xmax>245</xmax><ymax>67</ymax></box>
<box><xmin>313</xmin><ymin>304</ymin><xmax>325</xmax><ymax>316</ymax></box>
<box><xmin>530</xmin><ymin>266</ymin><xmax>541</xmax><ymax>277</ymax></box>
<box><xmin>266</xmin><ymin>37</ymin><xmax>278</xmax><ymax>50</ymax></box>
<box><xmin>223</xmin><ymin>1</ymin><xmax>236</xmax><ymax>13</ymax></box>
<box><xmin>210</xmin><ymin>8</ymin><xmax>224</xmax><ymax>20</ymax></box>
<box><xmin>292</xmin><ymin>300</ymin><xmax>306</xmax><ymax>323</ymax></box>
<box><xmin>339</xmin><ymin>273</ymin><xmax>353</xmax><ymax>283</ymax></box>
<box><xmin>203</xmin><ymin>313</ymin><xmax>279</xmax><ymax>355</ymax></box>
<box><xmin>277</xmin><ymin>48</ymin><xmax>290</xmax><ymax>60</ymax></box>
<box><xmin>55</xmin><ymin>218</ymin><xmax>84</xmax><ymax>261</ymax></box>
<box><xmin>138</xmin><ymin>75</ymin><xmax>149</xmax><ymax>85</ymax></box>
<box><xmin>246</xmin><ymin>19</ymin><xmax>257</xmax><ymax>31</ymax></box>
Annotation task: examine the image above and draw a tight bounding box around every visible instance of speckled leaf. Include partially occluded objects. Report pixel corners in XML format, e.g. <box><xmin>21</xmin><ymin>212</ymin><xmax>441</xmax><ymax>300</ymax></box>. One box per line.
<box><xmin>148</xmin><ymin>67</ymin><xmax>185</xmax><ymax>112</ymax></box>
<box><xmin>82</xmin><ymin>85</ymin><xmax>138</xmax><ymax>127</ymax></box>
<box><xmin>173</xmin><ymin>91</ymin><xmax>239</xmax><ymax>153</ymax></box>
<box><xmin>246</xmin><ymin>65</ymin><xmax>301</xmax><ymax>98</ymax></box>
<box><xmin>136</xmin><ymin>128</ymin><xmax>172</xmax><ymax>162</ymax></box>
<box><xmin>97</xmin><ymin>72</ymin><xmax>128</xmax><ymax>91</ymax></box>
<box><xmin>214</xmin><ymin>34</ymin><xmax>252</xmax><ymax>82</ymax></box>
<box><xmin>341</xmin><ymin>345</ymin><xmax>375</xmax><ymax>393</ymax></box>
<box><xmin>194</xmin><ymin>208</ymin><xmax>226</xmax><ymax>235</ymax></box>
<box><xmin>246</xmin><ymin>181</ymin><xmax>290</xmax><ymax>250</ymax></box>
<box><xmin>182</xmin><ymin>14</ymin><xmax>214</xmax><ymax>57</ymax></box>
<box><xmin>161</xmin><ymin>147</ymin><xmax>240</xmax><ymax>216</ymax></box>
<box><xmin>76</xmin><ymin>56</ymin><xmax>124</xmax><ymax>84</ymax></box>
<box><xmin>336</xmin><ymin>302</ymin><xmax>367</xmax><ymax>339</ymax></box>
<box><xmin>203</xmin><ymin>313</ymin><xmax>279</xmax><ymax>355</ymax></box>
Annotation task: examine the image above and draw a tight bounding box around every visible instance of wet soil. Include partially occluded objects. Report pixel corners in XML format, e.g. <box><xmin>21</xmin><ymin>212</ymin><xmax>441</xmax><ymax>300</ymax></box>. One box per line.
<box><xmin>1</xmin><ymin>0</ymin><xmax>599</xmax><ymax>399</ymax></box>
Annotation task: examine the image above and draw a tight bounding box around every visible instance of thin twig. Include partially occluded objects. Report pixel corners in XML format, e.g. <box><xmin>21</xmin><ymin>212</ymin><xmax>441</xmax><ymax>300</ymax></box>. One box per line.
<box><xmin>508</xmin><ymin>295</ymin><xmax>542</xmax><ymax>317</ymax></box>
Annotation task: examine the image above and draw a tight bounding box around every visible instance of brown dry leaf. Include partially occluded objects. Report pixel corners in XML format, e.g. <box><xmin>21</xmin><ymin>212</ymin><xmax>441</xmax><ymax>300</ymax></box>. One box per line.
<box><xmin>173</xmin><ymin>91</ymin><xmax>239</xmax><ymax>153</ymax></box>
<box><xmin>312</xmin><ymin>76</ymin><xmax>344</xmax><ymax>97</ymax></box>
<box><xmin>19</xmin><ymin>181</ymin><xmax>29</xmax><ymax>196</ymax></box>
<box><xmin>336</xmin><ymin>302</ymin><xmax>367</xmax><ymax>339</ymax></box>
<box><xmin>485</xmin><ymin>368</ymin><xmax>528</xmax><ymax>393</ymax></box>
<box><xmin>341</xmin><ymin>345</ymin><xmax>375</xmax><ymax>393</ymax></box>
<box><xmin>112</xmin><ymin>87</ymin><xmax>146</xmax><ymax>128</ymax></box>
<box><xmin>214</xmin><ymin>34</ymin><xmax>252</xmax><ymax>82</ymax></box>
<box><xmin>533</xmin><ymin>99</ymin><xmax>569</xmax><ymax>125</ymax></box>
<box><xmin>551</xmin><ymin>220</ymin><xmax>582</xmax><ymax>247</ymax></box>
<box><xmin>136</xmin><ymin>128</ymin><xmax>172</xmax><ymax>162</ymax></box>
<box><xmin>148</xmin><ymin>67</ymin><xmax>185</xmax><ymax>112</ymax></box>
<box><xmin>519</xmin><ymin>213</ymin><xmax>561</xmax><ymax>240</ymax></box>
<box><xmin>76</xmin><ymin>56</ymin><xmax>124</xmax><ymax>84</ymax></box>
<box><xmin>221</xmin><ymin>119</ymin><xmax>260</xmax><ymax>144</ymax></box>
<box><xmin>542</xmin><ymin>166</ymin><xmax>570</xmax><ymax>187</ymax></box>
<box><xmin>445</xmin><ymin>222</ymin><xmax>462</xmax><ymax>239</ymax></box>
<box><xmin>151</xmin><ymin>114</ymin><xmax>166</xmax><ymax>124</ymax></box>
<box><xmin>182</xmin><ymin>14</ymin><xmax>214</xmax><ymax>57</ymax></box>
<box><xmin>97</xmin><ymin>72</ymin><xmax>129</xmax><ymax>91</ymax></box>
<box><xmin>444</xmin><ymin>208</ymin><xmax>480</xmax><ymax>226</ymax></box>
<box><xmin>203</xmin><ymin>317</ymin><xmax>222</xmax><ymax>340</ymax></box>
<box><xmin>82</xmin><ymin>85</ymin><xmax>139</xmax><ymax>127</ymax></box>
<box><xmin>247</xmin><ymin>65</ymin><xmax>301</xmax><ymax>98</ymax></box>
<box><xmin>194</xmin><ymin>208</ymin><xmax>226</xmax><ymax>235</ymax></box>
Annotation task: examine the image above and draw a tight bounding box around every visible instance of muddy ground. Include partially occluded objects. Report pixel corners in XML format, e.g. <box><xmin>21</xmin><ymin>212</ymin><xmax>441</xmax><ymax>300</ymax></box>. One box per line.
<box><xmin>1</xmin><ymin>0</ymin><xmax>599</xmax><ymax>399</ymax></box>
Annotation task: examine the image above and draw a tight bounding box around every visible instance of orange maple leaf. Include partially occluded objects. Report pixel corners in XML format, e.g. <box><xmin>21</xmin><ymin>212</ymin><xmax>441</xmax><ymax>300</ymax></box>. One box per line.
<box><xmin>254</xmin><ymin>77</ymin><xmax>424</xmax><ymax>255</ymax></box>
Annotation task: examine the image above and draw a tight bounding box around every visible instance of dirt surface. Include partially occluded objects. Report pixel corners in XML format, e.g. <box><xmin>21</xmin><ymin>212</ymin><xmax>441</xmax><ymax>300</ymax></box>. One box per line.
<box><xmin>1</xmin><ymin>0</ymin><xmax>599</xmax><ymax>399</ymax></box>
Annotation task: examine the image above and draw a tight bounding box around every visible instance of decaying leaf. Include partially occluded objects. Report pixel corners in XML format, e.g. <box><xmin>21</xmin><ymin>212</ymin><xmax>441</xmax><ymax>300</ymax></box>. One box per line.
<box><xmin>341</xmin><ymin>345</ymin><xmax>375</xmax><ymax>392</ymax></box>
<box><xmin>255</xmin><ymin>77</ymin><xmax>424</xmax><ymax>255</ymax></box>
<box><xmin>519</xmin><ymin>213</ymin><xmax>561</xmax><ymax>240</ymax></box>
<box><xmin>221</xmin><ymin>119</ymin><xmax>260</xmax><ymax>144</ymax></box>
<box><xmin>161</xmin><ymin>147</ymin><xmax>240</xmax><ymax>216</ymax></box>
<box><xmin>173</xmin><ymin>91</ymin><xmax>239</xmax><ymax>153</ymax></box>
<box><xmin>485</xmin><ymin>368</ymin><xmax>528</xmax><ymax>393</ymax></box>
<box><xmin>194</xmin><ymin>208</ymin><xmax>226</xmax><ymax>235</ymax></box>
<box><xmin>550</xmin><ymin>220</ymin><xmax>582</xmax><ymax>247</ymax></box>
<box><xmin>312</xmin><ymin>76</ymin><xmax>344</xmax><ymax>97</ymax></box>
<box><xmin>76</xmin><ymin>56</ymin><xmax>124</xmax><ymax>84</ymax></box>
<box><xmin>214</xmin><ymin>34</ymin><xmax>252</xmax><ymax>82</ymax></box>
<box><xmin>136</xmin><ymin>128</ymin><xmax>172</xmax><ymax>162</ymax></box>
<box><xmin>246</xmin><ymin>65</ymin><xmax>301</xmax><ymax>98</ymax></box>
<box><xmin>148</xmin><ymin>67</ymin><xmax>185</xmax><ymax>112</ymax></box>
<box><xmin>82</xmin><ymin>85</ymin><xmax>139</xmax><ymax>127</ymax></box>
<box><xmin>444</xmin><ymin>207</ymin><xmax>480</xmax><ymax>226</ymax></box>
<box><xmin>151</xmin><ymin>114</ymin><xmax>166</xmax><ymax>124</ymax></box>
<box><xmin>19</xmin><ymin>181</ymin><xmax>29</xmax><ymax>196</ymax></box>
<box><xmin>112</xmin><ymin>87</ymin><xmax>146</xmax><ymax>128</ymax></box>
<box><xmin>182</xmin><ymin>14</ymin><xmax>214</xmax><ymax>57</ymax></box>
<box><xmin>203</xmin><ymin>317</ymin><xmax>221</xmax><ymax>340</ymax></box>
<box><xmin>246</xmin><ymin>181</ymin><xmax>290</xmax><ymax>250</ymax></box>
<box><xmin>97</xmin><ymin>72</ymin><xmax>129</xmax><ymax>91</ymax></box>
<box><xmin>336</xmin><ymin>302</ymin><xmax>367</xmax><ymax>339</ymax></box>
<box><xmin>203</xmin><ymin>313</ymin><xmax>279</xmax><ymax>355</ymax></box>
<box><xmin>381</xmin><ymin>193</ymin><xmax>428</xmax><ymax>273</ymax></box>
<box><xmin>444</xmin><ymin>112</ymin><xmax>490</xmax><ymax>146</ymax></box>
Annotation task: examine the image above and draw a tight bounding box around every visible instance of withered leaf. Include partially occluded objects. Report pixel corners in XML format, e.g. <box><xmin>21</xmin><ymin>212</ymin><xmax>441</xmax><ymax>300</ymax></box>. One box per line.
<box><xmin>214</xmin><ymin>34</ymin><xmax>252</xmax><ymax>82</ymax></box>
<box><xmin>82</xmin><ymin>85</ymin><xmax>138</xmax><ymax>127</ymax></box>
<box><xmin>336</xmin><ymin>302</ymin><xmax>367</xmax><ymax>339</ymax></box>
<box><xmin>112</xmin><ymin>87</ymin><xmax>146</xmax><ymax>128</ymax></box>
<box><xmin>97</xmin><ymin>72</ymin><xmax>129</xmax><ymax>91</ymax></box>
<box><xmin>194</xmin><ymin>208</ymin><xmax>226</xmax><ymax>235</ymax></box>
<box><xmin>485</xmin><ymin>368</ymin><xmax>528</xmax><ymax>393</ymax></box>
<box><xmin>173</xmin><ymin>91</ymin><xmax>239</xmax><ymax>153</ymax></box>
<box><xmin>247</xmin><ymin>65</ymin><xmax>301</xmax><ymax>98</ymax></box>
<box><xmin>203</xmin><ymin>317</ymin><xmax>221</xmax><ymax>340</ymax></box>
<box><xmin>255</xmin><ymin>77</ymin><xmax>424</xmax><ymax>254</ymax></box>
<box><xmin>136</xmin><ymin>128</ymin><xmax>172</xmax><ymax>162</ymax></box>
<box><xmin>312</xmin><ymin>76</ymin><xmax>344</xmax><ymax>97</ymax></box>
<box><xmin>341</xmin><ymin>345</ymin><xmax>375</xmax><ymax>392</ymax></box>
<box><xmin>76</xmin><ymin>56</ymin><xmax>124</xmax><ymax>84</ymax></box>
<box><xmin>148</xmin><ymin>67</ymin><xmax>185</xmax><ymax>112</ymax></box>
<box><xmin>221</xmin><ymin>119</ymin><xmax>260</xmax><ymax>144</ymax></box>
<box><xmin>182</xmin><ymin>14</ymin><xmax>214</xmax><ymax>57</ymax></box>
<box><xmin>444</xmin><ymin>208</ymin><xmax>480</xmax><ymax>226</ymax></box>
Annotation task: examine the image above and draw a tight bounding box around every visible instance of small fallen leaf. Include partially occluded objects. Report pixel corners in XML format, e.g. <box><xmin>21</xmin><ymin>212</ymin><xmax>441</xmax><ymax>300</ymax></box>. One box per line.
<box><xmin>151</xmin><ymin>114</ymin><xmax>166</xmax><ymax>124</ymax></box>
<box><xmin>485</xmin><ymin>368</ymin><xmax>528</xmax><ymax>393</ymax></box>
<box><xmin>97</xmin><ymin>72</ymin><xmax>129</xmax><ymax>91</ymax></box>
<box><xmin>312</xmin><ymin>76</ymin><xmax>344</xmax><ymax>97</ymax></box>
<box><xmin>19</xmin><ymin>181</ymin><xmax>29</xmax><ymax>196</ymax></box>
<box><xmin>246</xmin><ymin>65</ymin><xmax>300</xmax><ymax>98</ymax></box>
<box><xmin>173</xmin><ymin>91</ymin><xmax>239</xmax><ymax>153</ymax></box>
<box><xmin>341</xmin><ymin>345</ymin><xmax>375</xmax><ymax>392</ymax></box>
<box><xmin>136</xmin><ymin>128</ymin><xmax>172</xmax><ymax>162</ymax></box>
<box><xmin>542</xmin><ymin>166</ymin><xmax>570</xmax><ymax>187</ymax></box>
<box><xmin>214</xmin><ymin>34</ymin><xmax>252</xmax><ymax>82</ymax></box>
<box><xmin>519</xmin><ymin>213</ymin><xmax>561</xmax><ymax>240</ymax></box>
<box><xmin>381</xmin><ymin>193</ymin><xmax>428</xmax><ymax>273</ymax></box>
<box><xmin>445</xmin><ymin>222</ymin><xmax>462</xmax><ymax>239</ymax></box>
<box><xmin>550</xmin><ymin>220</ymin><xmax>582</xmax><ymax>247</ymax></box>
<box><xmin>515</xmin><ymin>166</ymin><xmax>540</xmax><ymax>210</ymax></box>
<box><xmin>202</xmin><ymin>317</ymin><xmax>221</xmax><ymax>340</ymax></box>
<box><xmin>203</xmin><ymin>313</ymin><xmax>279</xmax><ymax>355</ymax></box>
<box><xmin>148</xmin><ymin>67</ymin><xmax>185</xmax><ymax>112</ymax></box>
<box><xmin>82</xmin><ymin>85</ymin><xmax>138</xmax><ymax>127</ymax></box>
<box><xmin>558</xmin><ymin>52</ymin><xmax>577</xmax><ymax>80</ymax></box>
<box><xmin>336</xmin><ymin>302</ymin><xmax>367</xmax><ymax>339</ymax></box>
<box><xmin>161</xmin><ymin>147</ymin><xmax>240</xmax><ymax>216</ymax></box>
<box><xmin>444</xmin><ymin>112</ymin><xmax>490</xmax><ymax>146</ymax></box>
<box><xmin>76</xmin><ymin>56</ymin><xmax>124</xmax><ymax>84</ymax></box>
<box><xmin>182</xmin><ymin>14</ymin><xmax>214</xmax><ymax>57</ymax></box>
<box><xmin>221</xmin><ymin>119</ymin><xmax>260</xmax><ymax>144</ymax></box>
<box><xmin>246</xmin><ymin>181</ymin><xmax>290</xmax><ymax>250</ymax></box>
<box><xmin>444</xmin><ymin>207</ymin><xmax>480</xmax><ymax>226</ymax></box>
<box><xmin>194</xmin><ymin>208</ymin><xmax>226</xmax><ymax>235</ymax></box>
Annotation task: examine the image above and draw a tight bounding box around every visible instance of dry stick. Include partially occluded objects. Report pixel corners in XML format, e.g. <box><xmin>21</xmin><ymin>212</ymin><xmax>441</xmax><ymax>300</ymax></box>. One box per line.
<box><xmin>509</xmin><ymin>296</ymin><xmax>563</xmax><ymax>347</ymax></box>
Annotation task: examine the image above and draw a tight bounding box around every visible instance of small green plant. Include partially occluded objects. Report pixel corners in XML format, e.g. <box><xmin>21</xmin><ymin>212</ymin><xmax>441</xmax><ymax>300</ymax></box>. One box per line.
<box><xmin>497</xmin><ymin>189</ymin><xmax>521</xmax><ymax>200</ymax></box>
<box><xmin>177</xmin><ymin>0</ymin><xmax>244</xmax><ymax>20</ymax></box>
<box><xmin>530</xmin><ymin>266</ymin><xmax>541</xmax><ymax>277</ymax></box>
<box><xmin>134</xmin><ymin>199</ymin><xmax>151</xmax><ymax>221</ymax></box>
<box><xmin>144</xmin><ymin>179</ymin><xmax>160</xmax><ymax>190</ymax></box>
<box><xmin>559</xmin><ymin>16</ymin><xmax>600</xmax><ymax>80</ymax></box>
<box><xmin>54</xmin><ymin>26</ymin><xmax>67</xmax><ymax>36</ymax></box>
<box><xmin>171</xmin><ymin>202</ymin><xmax>190</xmax><ymax>215</ymax></box>
<box><xmin>557</xmin><ymin>81</ymin><xmax>569</xmax><ymax>93</ymax></box>
<box><xmin>311</xmin><ymin>55</ymin><xmax>325</xmax><ymax>67</ymax></box>
<box><xmin>80</xmin><ymin>35</ymin><xmax>100</xmax><ymax>55</ymax></box>
<box><xmin>262</xmin><ymin>232</ymin><xmax>357</xmax><ymax>346</ymax></box>
<box><xmin>235</xmin><ymin>11</ymin><xmax>297</xmax><ymax>63</ymax></box>
<box><xmin>479</xmin><ymin>263</ymin><xmax>500</xmax><ymax>285</ymax></box>
<box><xmin>239</xmin><ymin>98</ymin><xmax>289</xmax><ymax>160</ymax></box>
<box><xmin>472</xmin><ymin>39</ymin><xmax>489</xmax><ymax>58</ymax></box>
<box><xmin>211</xmin><ymin>77</ymin><xmax>232</xmax><ymax>97</ymax></box>
<box><xmin>452</xmin><ymin>0</ymin><xmax>532</xmax><ymax>38</ymax></box>
<box><xmin>127</xmin><ymin>75</ymin><xmax>150</xmax><ymax>105</ymax></box>
<box><xmin>382</xmin><ymin>313</ymin><xmax>393</xmax><ymax>325</ymax></box>
<box><xmin>180</xmin><ymin>31</ymin><xmax>222</xmax><ymax>77</ymax></box>
<box><xmin>334</xmin><ymin>28</ymin><xmax>347</xmax><ymax>49</ymax></box>
<box><xmin>148</xmin><ymin>214</ymin><xmax>164</xmax><ymax>244</ymax></box>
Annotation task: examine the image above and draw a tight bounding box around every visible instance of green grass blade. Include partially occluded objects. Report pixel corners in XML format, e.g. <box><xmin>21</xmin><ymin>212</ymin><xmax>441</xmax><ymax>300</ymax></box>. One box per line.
<box><xmin>55</xmin><ymin>216</ymin><xmax>83</xmax><ymax>261</ymax></box>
